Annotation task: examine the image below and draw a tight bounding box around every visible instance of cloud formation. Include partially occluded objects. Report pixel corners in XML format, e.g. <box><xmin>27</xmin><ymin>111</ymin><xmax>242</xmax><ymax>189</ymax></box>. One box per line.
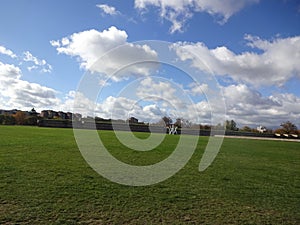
<box><xmin>49</xmin><ymin>27</ymin><xmax>300</xmax><ymax>128</ymax></box>
<box><xmin>135</xmin><ymin>0</ymin><xmax>259</xmax><ymax>33</ymax></box>
<box><xmin>0</xmin><ymin>45</ymin><xmax>52</xmax><ymax>73</ymax></box>
<box><xmin>0</xmin><ymin>61</ymin><xmax>59</xmax><ymax>110</ymax></box>
<box><xmin>96</xmin><ymin>4</ymin><xmax>120</xmax><ymax>16</ymax></box>
<box><xmin>172</xmin><ymin>35</ymin><xmax>300</xmax><ymax>86</ymax></box>
<box><xmin>66</xmin><ymin>80</ymin><xmax>300</xmax><ymax>128</ymax></box>
<box><xmin>222</xmin><ymin>84</ymin><xmax>300</xmax><ymax>127</ymax></box>
<box><xmin>136</xmin><ymin>77</ymin><xmax>187</xmax><ymax>109</ymax></box>
<box><xmin>51</xmin><ymin>26</ymin><xmax>158</xmax><ymax>82</ymax></box>
<box><xmin>0</xmin><ymin>45</ymin><xmax>16</xmax><ymax>58</ymax></box>
<box><xmin>23</xmin><ymin>51</ymin><xmax>52</xmax><ymax>73</ymax></box>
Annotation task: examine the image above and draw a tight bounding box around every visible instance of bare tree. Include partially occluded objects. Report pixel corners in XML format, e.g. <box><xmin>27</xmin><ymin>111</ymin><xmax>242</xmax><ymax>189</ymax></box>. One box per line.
<box><xmin>14</xmin><ymin>111</ymin><xmax>26</xmax><ymax>125</ymax></box>
<box><xmin>280</xmin><ymin>121</ymin><xmax>298</xmax><ymax>134</ymax></box>
<box><xmin>225</xmin><ymin>120</ymin><xmax>238</xmax><ymax>131</ymax></box>
<box><xmin>160</xmin><ymin>116</ymin><xmax>172</xmax><ymax>126</ymax></box>
<box><xmin>174</xmin><ymin>118</ymin><xmax>182</xmax><ymax>128</ymax></box>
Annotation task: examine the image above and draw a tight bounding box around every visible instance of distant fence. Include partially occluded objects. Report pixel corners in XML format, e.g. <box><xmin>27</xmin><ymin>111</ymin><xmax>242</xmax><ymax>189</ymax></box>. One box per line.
<box><xmin>38</xmin><ymin>119</ymin><xmax>73</xmax><ymax>128</ymax></box>
<box><xmin>38</xmin><ymin>119</ymin><xmax>157</xmax><ymax>132</ymax></box>
<box><xmin>38</xmin><ymin>119</ymin><xmax>197</xmax><ymax>135</ymax></box>
<box><xmin>224</xmin><ymin>130</ymin><xmax>275</xmax><ymax>138</ymax></box>
<box><xmin>38</xmin><ymin>119</ymin><xmax>299</xmax><ymax>139</ymax></box>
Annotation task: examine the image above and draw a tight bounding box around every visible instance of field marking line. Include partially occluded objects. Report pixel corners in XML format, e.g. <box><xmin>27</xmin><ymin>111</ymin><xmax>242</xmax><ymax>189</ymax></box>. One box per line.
<box><xmin>214</xmin><ymin>135</ymin><xmax>300</xmax><ymax>142</ymax></box>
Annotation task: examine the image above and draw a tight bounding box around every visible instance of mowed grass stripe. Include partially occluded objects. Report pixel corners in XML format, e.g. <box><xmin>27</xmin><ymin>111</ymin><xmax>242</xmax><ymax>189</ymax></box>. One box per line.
<box><xmin>0</xmin><ymin>126</ymin><xmax>299</xmax><ymax>224</ymax></box>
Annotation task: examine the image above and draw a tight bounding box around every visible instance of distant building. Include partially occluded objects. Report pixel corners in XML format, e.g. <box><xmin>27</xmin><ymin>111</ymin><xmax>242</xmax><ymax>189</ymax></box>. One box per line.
<box><xmin>58</xmin><ymin>111</ymin><xmax>67</xmax><ymax>120</ymax></box>
<box><xmin>73</xmin><ymin>113</ymin><xmax>82</xmax><ymax>121</ymax></box>
<box><xmin>0</xmin><ymin>109</ymin><xmax>18</xmax><ymax>115</ymax></box>
<box><xmin>40</xmin><ymin>110</ymin><xmax>56</xmax><ymax>119</ymax></box>
<box><xmin>128</xmin><ymin>117</ymin><xmax>138</xmax><ymax>124</ymax></box>
<box><xmin>40</xmin><ymin>109</ymin><xmax>81</xmax><ymax>120</ymax></box>
<box><xmin>66</xmin><ymin>112</ymin><xmax>73</xmax><ymax>120</ymax></box>
<box><xmin>257</xmin><ymin>125</ymin><xmax>267</xmax><ymax>133</ymax></box>
<box><xmin>29</xmin><ymin>108</ymin><xmax>39</xmax><ymax>117</ymax></box>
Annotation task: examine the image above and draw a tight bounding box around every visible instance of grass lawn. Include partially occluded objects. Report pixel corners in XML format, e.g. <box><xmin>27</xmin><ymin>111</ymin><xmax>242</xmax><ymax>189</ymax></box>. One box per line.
<box><xmin>0</xmin><ymin>125</ymin><xmax>299</xmax><ymax>224</ymax></box>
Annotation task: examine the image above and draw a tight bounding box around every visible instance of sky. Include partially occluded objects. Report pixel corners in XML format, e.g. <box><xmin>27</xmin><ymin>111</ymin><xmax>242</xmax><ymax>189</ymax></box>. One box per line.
<box><xmin>0</xmin><ymin>0</ymin><xmax>299</xmax><ymax>129</ymax></box>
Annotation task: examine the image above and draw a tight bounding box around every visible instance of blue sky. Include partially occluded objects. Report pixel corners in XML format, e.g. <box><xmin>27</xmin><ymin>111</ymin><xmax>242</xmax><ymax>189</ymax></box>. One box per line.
<box><xmin>0</xmin><ymin>0</ymin><xmax>299</xmax><ymax>129</ymax></box>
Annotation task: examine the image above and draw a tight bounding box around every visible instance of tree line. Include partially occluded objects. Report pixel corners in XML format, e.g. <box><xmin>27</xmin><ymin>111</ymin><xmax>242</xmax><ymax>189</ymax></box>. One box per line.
<box><xmin>0</xmin><ymin>111</ymin><xmax>38</xmax><ymax>126</ymax></box>
<box><xmin>157</xmin><ymin>117</ymin><xmax>299</xmax><ymax>135</ymax></box>
<box><xmin>0</xmin><ymin>110</ymin><xmax>299</xmax><ymax>135</ymax></box>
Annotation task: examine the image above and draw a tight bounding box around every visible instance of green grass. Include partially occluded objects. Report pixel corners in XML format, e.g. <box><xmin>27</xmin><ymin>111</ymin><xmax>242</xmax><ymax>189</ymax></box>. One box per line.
<box><xmin>0</xmin><ymin>125</ymin><xmax>299</xmax><ymax>224</ymax></box>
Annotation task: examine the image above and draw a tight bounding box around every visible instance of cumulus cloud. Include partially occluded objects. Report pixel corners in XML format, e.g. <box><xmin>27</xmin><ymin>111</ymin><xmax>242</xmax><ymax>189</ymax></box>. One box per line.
<box><xmin>136</xmin><ymin>77</ymin><xmax>187</xmax><ymax>109</ymax></box>
<box><xmin>66</xmin><ymin>92</ymin><xmax>144</xmax><ymax>120</ymax></box>
<box><xmin>96</xmin><ymin>4</ymin><xmax>120</xmax><ymax>16</ymax></box>
<box><xmin>222</xmin><ymin>84</ymin><xmax>300</xmax><ymax>128</ymax></box>
<box><xmin>0</xmin><ymin>45</ymin><xmax>17</xmax><ymax>58</ymax></box>
<box><xmin>189</xmin><ymin>82</ymin><xmax>209</xmax><ymax>95</ymax></box>
<box><xmin>134</xmin><ymin>77</ymin><xmax>205</xmax><ymax>121</ymax></box>
<box><xmin>158</xmin><ymin>82</ymin><xmax>300</xmax><ymax>127</ymax></box>
<box><xmin>143</xmin><ymin>104</ymin><xmax>164</xmax><ymax>118</ymax></box>
<box><xmin>0</xmin><ymin>62</ymin><xmax>21</xmax><ymax>80</ymax></box>
<box><xmin>135</xmin><ymin>0</ymin><xmax>259</xmax><ymax>33</ymax></box>
<box><xmin>172</xmin><ymin>35</ymin><xmax>300</xmax><ymax>86</ymax></box>
<box><xmin>23</xmin><ymin>51</ymin><xmax>52</xmax><ymax>73</ymax></box>
<box><xmin>51</xmin><ymin>26</ymin><xmax>158</xmax><ymax>82</ymax></box>
<box><xmin>69</xmin><ymin>92</ymin><xmax>186</xmax><ymax>123</ymax></box>
<box><xmin>145</xmin><ymin>80</ymin><xmax>300</xmax><ymax>127</ymax></box>
<box><xmin>224</xmin><ymin>84</ymin><xmax>280</xmax><ymax>108</ymax></box>
<box><xmin>62</xmin><ymin>80</ymin><xmax>300</xmax><ymax>128</ymax></box>
<box><xmin>101</xmin><ymin>96</ymin><xmax>143</xmax><ymax>119</ymax></box>
<box><xmin>0</xmin><ymin>45</ymin><xmax>52</xmax><ymax>73</ymax></box>
<box><xmin>67</xmin><ymin>77</ymin><xmax>202</xmax><ymax>122</ymax></box>
<box><xmin>62</xmin><ymin>91</ymin><xmax>96</xmax><ymax>116</ymax></box>
<box><xmin>0</xmin><ymin>61</ymin><xmax>59</xmax><ymax>110</ymax></box>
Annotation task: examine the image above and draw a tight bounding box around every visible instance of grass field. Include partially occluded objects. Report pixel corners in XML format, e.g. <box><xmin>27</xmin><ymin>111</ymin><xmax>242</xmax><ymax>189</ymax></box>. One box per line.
<box><xmin>0</xmin><ymin>125</ymin><xmax>299</xmax><ymax>224</ymax></box>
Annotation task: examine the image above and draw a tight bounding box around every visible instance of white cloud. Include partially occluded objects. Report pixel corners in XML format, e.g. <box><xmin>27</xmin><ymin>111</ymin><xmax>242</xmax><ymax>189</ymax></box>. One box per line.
<box><xmin>49</xmin><ymin>40</ymin><xmax>60</xmax><ymax>47</ymax></box>
<box><xmin>96</xmin><ymin>4</ymin><xmax>120</xmax><ymax>16</ymax></box>
<box><xmin>62</xmin><ymin>80</ymin><xmax>300</xmax><ymax>129</ymax></box>
<box><xmin>143</xmin><ymin>104</ymin><xmax>165</xmax><ymax>118</ymax></box>
<box><xmin>23</xmin><ymin>51</ymin><xmax>42</xmax><ymax>65</ymax></box>
<box><xmin>0</xmin><ymin>62</ymin><xmax>21</xmax><ymax>80</ymax></box>
<box><xmin>223</xmin><ymin>84</ymin><xmax>280</xmax><ymax>108</ymax></box>
<box><xmin>136</xmin><ymin>77</ymin><xmax>187</xmax><ymax>109</ymax></box>
<box><xmin>0</xmin><ymin>45</ymin><xmax>52</xmax><ymax>73</ymax></box>
<box><xmin>68</xmin><ymin>92</ymin><xmax>184</xmax><ymax>123</ymax></box>
<box><xmin>67</xmin><ymin>92</ymin><xmax>144</xmax><ymax>120</ymax></box>
<box><xmin>172</xmin><ymin>35</ymin><xmax>300</xmax><ymax>86</ymax></box>
<box><xmin>67</xmin><ymin>77</ymin><xmax>201</xmax><ymax>122</ymax></box>
<box><xmin>189</xmin><ymin>82</ymin><xmax>209</xmax><ymax>95</ymax></box>
<box><xmin>135</xmin><ymin>0</ymin><xmax>259</xmax><ymax>33</ymax></box>
<box><xmin>51</xmin><ymin>26</ymin><xmax>158</xmax><ymax>82</ymax></box>
<box><xmin>101</xmin><ymin>96</ymin><xmax>142</xmax><ymax>119</ymax></box>
<box><xmin>0</xmin><ymin>45</ymin><xmax>17</xmax><ymax>58</ymax></box>
<box><xmin>62</xmin><ymin>91</ymin><xmax>95</xmax><ymax>116</ymax></box>
<box><xmin>222</xmin><ymin>84</ymin><xmax>300</xmax><ymax>128</ymax></box>
<box><xmin>0</xmin><ymin>61</ymin><xmax>59</xmax><ymax>110</ymax></box>
<box><xmin>23</xmin><ymin>51</ymin><xmax>52</xmax><ymax>73</ymax></box>
<box><xmin>27</xmin><ymin>65</ymin><xmax>38</xmax><ymax>71</ymax></box>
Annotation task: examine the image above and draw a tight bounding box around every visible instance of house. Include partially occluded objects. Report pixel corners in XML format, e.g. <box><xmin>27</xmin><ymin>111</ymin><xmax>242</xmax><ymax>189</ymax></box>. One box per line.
<box><xmin>58</xmin><ymin>111</ymin><xmax>67</xmax><ymax>120</ymax></box>
<box><xmin>257</xmin><ymin>125</ymin><xmax>267</xmax><ymax>133</ymax></box>
<box><xmin>0</xmin><ymin>109</ymin><xmax>18</xmax><ymax>116</ymax></box>
<box><xmin>29</xmin><ymin>108</ymin><xmax>39</xmax><ymax>117</ymax></box>
<box><xmin>40</xmin><ymin>109</ymin><xmax>82</xmax><ymax>120</ymax></box>
<box><xmin>128</xmin><ymin>117</ymin><xmax>138</xmax><ymax>124</ymax></box>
